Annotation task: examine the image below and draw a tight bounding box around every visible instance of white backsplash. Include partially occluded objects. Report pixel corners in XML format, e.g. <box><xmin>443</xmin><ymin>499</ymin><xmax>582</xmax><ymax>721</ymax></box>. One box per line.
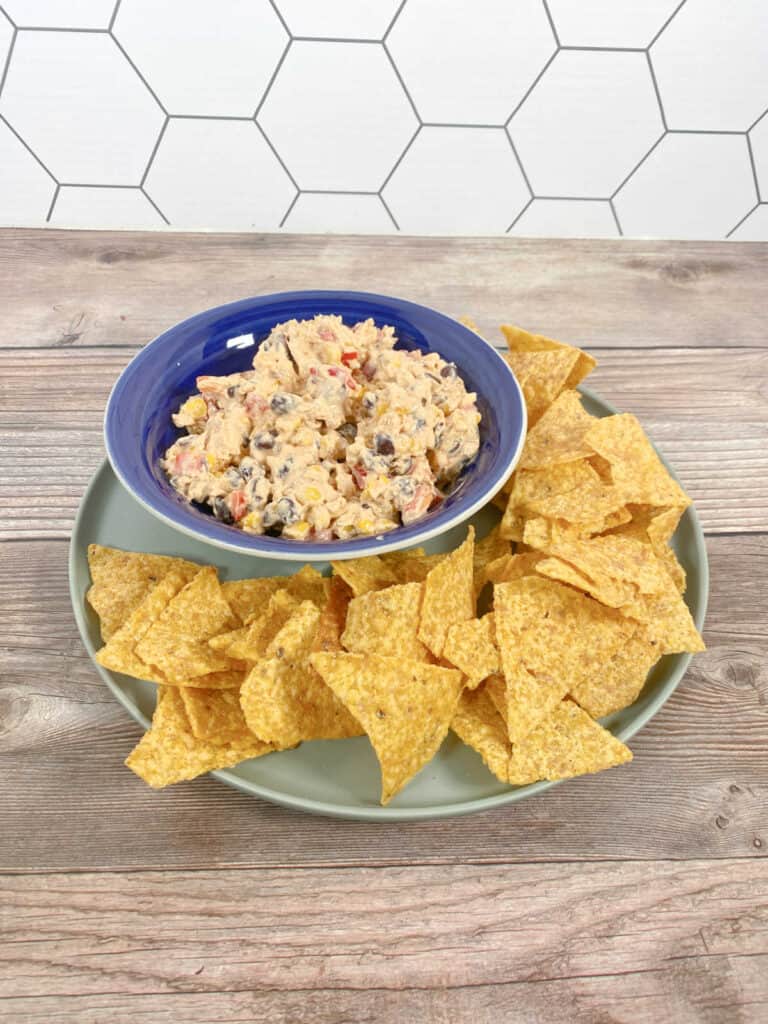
<box><xmin>1</xmin><ymin>0</ymin><xmax>766</xmax><ymax>238</ymax></box>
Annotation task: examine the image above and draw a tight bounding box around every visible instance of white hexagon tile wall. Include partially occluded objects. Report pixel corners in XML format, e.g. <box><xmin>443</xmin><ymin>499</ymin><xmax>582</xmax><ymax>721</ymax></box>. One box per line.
<box><xmin>1</xmin><ymin>0</ymin><xmax>767</xmax><ymax>238</ymax></box>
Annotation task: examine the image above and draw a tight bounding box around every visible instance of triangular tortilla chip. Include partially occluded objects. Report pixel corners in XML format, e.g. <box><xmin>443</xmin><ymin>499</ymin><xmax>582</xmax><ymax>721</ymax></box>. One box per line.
<box><xmin>506</xmin><ymin>700</ymin><xmax>632</xmax><ymax>785</ymax></box>
<box><xmin>451</xmin><ymin>685</ymin><xmax>511</xmax><ymax>783</ymax></box>
<box><xmin>311</xmin><ymin>652</ymin><xmax>464</xmax><ymax>804</ymax></box>
<box><xmin>503</xmin><ymin>349</ymin><xmax>581</xmax><ymax>426</ymax></box>
<box><xmin>494</xmin><ymin>576</ymin><xmax>634</xmax><ymax>742</ymax></box>
<box><xmin>87</xmin><ymin>545</ymin><xmax>199</xmax><ymax>640</ymax></box>
<box><xmin>240</xmin><ymin>602</ymin><xmax>361</xmax><ymax>747</ymax></box>
<box><xmin>500</xmin><ymin>324</ymin><xmax>596</xmax><ymax>389</ymax></box>
<box><xmin>125</xmin><ymin>687</ymin><xmax>272</xmax><ymax>788</ymax></box>
<box><xmin>443</xmin><ymin>614</ymin><xmax>499</xmax><ymax>688</ymax></box>
<box><xmin>473</xmin><ymin>525</ymin><xmax>511</xmax><ymax>595</ymax></box>
<box><xmin>585</xmin><ymin>414</ymin><xmax>690</xmax><ymax>511</ymax></box>
<box><xmin>331</xmin><ymin>556</ymin><xmax>398</xmax><ymax>597</ymax></box>
<box><xmin>518</xmin><ymin>389</ymin><xmax>597</xmax><ymax>470</ymax></box>
<box><xmin>418</xmin><ymin>526</ymin><xmax>475</xmax><ymax>658</ymax></box>
<box><xmin>312</xmin><ymin>576</ymin><xmax>352</xmax><ymax>654</ymax></box>
<box><xmin>220</xmin><ymin>576</ymin><xmax>285</xmax><ymax>625</ymax></box>
<box><xmin>179</xmin><ymin>686</ymin><xmax>256</xmax><ymax>745</ymax></box>
<box><xmin>342</xmin><ymin>582</ymin><xmax>430</xmax><ymax>661</ymax></box>
<box><xmin>568</xmin><ymin>631</ymin><xmax>662</xmax><ymax>717</ymax></box>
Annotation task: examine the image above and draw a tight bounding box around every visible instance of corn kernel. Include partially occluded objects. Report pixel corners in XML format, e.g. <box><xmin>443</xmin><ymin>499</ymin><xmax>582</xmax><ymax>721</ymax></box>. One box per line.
<box><xmin>205</xmin><ymin>453</ymin><xmax>218</xmax><ymax>470</ymax></box>
<box><xmin>183</xmin><ymin>396</ymin><xmax>207</xmax><ymax>419</ymax></box>
<box><xmin>241</xmin><ymin>512</ymin><xmax>261</xmax><ymax>532</ymax></box>
<box><xmin>284</xmin><ymin>520</ymin><xmax>311</xmax><ymax>538</ymax></box>
<box><xmin>356</xmin><ymin>518</ymin><xmax>376</xmax><ymax>534</ymax></box>
<box><xmin>302</xmin><ymin>486</ymin><xmax>322</xmax><ymax>503</ymax></box>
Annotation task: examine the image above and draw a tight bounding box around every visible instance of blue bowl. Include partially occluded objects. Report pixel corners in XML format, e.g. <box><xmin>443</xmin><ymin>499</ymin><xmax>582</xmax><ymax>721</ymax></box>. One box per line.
<box><xmin>104</xmin><ymin>290</ymin><xmax>526</xmax><ymax>561</ymax></box>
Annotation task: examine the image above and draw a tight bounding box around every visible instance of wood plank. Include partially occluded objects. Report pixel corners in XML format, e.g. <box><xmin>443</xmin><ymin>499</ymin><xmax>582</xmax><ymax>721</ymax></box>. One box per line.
<box><xmin>1</xmin><ymin>535</ymin><xmax>765</xmax><ymax>872</ymax></box>
<box><xmin>0</xmin><ymin>860</ymin><xmax>766</xmax><ymax>1024</ymax></box>
<box><xmin>2</xmin><ymin>230</ymin><xmax>766</xmax><ymax>350</ymax></box>
<box><xmin>1</xmin><ymin>346</ymin><xmax>766</xmax><ymax>537</ymax></box>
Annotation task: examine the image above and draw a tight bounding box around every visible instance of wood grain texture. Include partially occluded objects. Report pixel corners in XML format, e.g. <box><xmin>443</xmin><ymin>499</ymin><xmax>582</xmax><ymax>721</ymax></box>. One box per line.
<box><xmin>1</xmin><ymin>230</ymin><xmax>766</xmax><ymax>351</ymax></box>
<box><xmin>1</xmin><ymin>860</ymin><xmax>766</xmax><ymax>1024</ymax></box>
<box><xmin>1</xmin><ymin>345</ymin><xmax>766</xmax><ymax>538</ymax></box>
<box><xmin>2</xmin><ymin>230</ymin><xmax>767</xmax><ymax>1023</ymax></box>
<box><xmin>1</xmin><ymin>534</ymin><xmax>765</xmax><ymax>872</ymax></box>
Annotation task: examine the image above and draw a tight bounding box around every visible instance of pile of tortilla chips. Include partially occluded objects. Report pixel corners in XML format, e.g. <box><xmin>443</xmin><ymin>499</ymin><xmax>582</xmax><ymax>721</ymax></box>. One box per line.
<box><xmin>87</xmin><ymin>323</ymin><xmax>704</xmax><ymax>805</ymax></box>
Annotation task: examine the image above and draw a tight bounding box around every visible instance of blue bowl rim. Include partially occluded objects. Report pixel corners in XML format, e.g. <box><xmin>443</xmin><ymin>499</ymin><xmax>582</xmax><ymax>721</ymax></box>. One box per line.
<box><xmin>104</xmin><ymin>289</ymin><xmax>527</xmax><ymax>561</ymax></box>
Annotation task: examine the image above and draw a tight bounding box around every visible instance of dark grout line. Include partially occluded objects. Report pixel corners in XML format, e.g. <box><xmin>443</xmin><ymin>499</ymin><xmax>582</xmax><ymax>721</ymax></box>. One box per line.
<box><xmin>139</xmin><ymin>115</ymin><xmax>168</xmax><ymax>188</ymax></box>
<box><xmin>278</xmin><ymin>191</ymin><xmax>299</xmax><ymax>228</ymax></box>
<box><xmin>292</xmin><ymin>36</ymin><xmax>381</xmax><ymax>44</ymax></box>
<box><xmin>44</xmin><ymin>183</ymin><xmax>60</xmax><ymax>223</ymax></box>
<box><xmin>382</xmin><ymin>39</ymin><xmax>421</xmax><ymax>124</ymax></box>
<box><xmin>647</xmin><ymin>0</ymin><xmax>689</xmax><ymax>49</ymax></box>
<box><xmin>609</xmin><ymin>198</ymin><xmax>624</xmax><ymax>237</ymax></box>
<box><xmin>560</xmin><ymin>45</ymin><xmax>645</xmax><ymax>53</ymax></box>
<box><xmin>109</xmin><ymin>32</ymin><xmax>167</xmax><ymax>115</ymax></box>
<box><xmin>254</xmin><ymin>119</ymin><xmax>301</xmax><ymax>191</ymax></box>
<box><xmin>378</xmin><ymin>193</ymin><xmax>400</xmax><ymax>231</ymax></box>
<box><xmin>646</xmin><ymin>51</ymin><xmax>667</xmax><ymax>131</ymax></box>
<box><xmin>610</xmin><ymin>131</ymin><xmax>665</xmax><ymax>199</ymax></box>
<box><xmin>506</xmin><ymin>134</ymin><xmax>534</xmax><ymax>197</ymax></box>
<box><xmin>505</xmin><ymin>48</ymin><xmax>558</xmax><ymax>126</ymax></box>
<box><xmin>140</xmin><ymin>187</ymin><xmax>170</xmax><ymax>226</ymax></box>
<box><xmin>0</xmin><ymin>23</ymin><xmax>16</xmax><ymax>98</ymax></box>
<box><xmin>253</xmin><ymin>37</ymin><xmax>291</xmax><ymax>120</ymax></box>
<box><xmin>746</xmin><ymin>135</ymin><xmax>762</xmax><ymax>203</ymax></box>
<box><xmin>108</xmin><ymin>0</ymin><xmax>122</xmax><ymax>32</ymax></box>
<box><xmin>725</xmin><ymin>202</ymin><xmax>760</xmax><ymax>240</ymax></box>
<box><xmin>383</xmin><ymin>0</ymin><xmax>408</xmax><ymax>42</ymax></box>
<box><xmin>0</xmin><ymin>112</ymin><xmax>59</xmax><ymax>183</ymax></box>
<box><xmin>541</xmin><ymin>0</ymin><xmax>559</xmax><ymax>46</ymax></box>
<box><xmin>506</xmin><ymin>196</ymin><xmax>534</xmax><ymax>233</ymax></box>
<box><xmin>12</xmin><ymin>25</ymin><xmax>107</xmax><ymax>33</ymax></box>
<box><xmin>266</xmin><ymin>0</ymin><xmax>291</xmax><ymax>38</ymax></box>
<box><xmin>378</xmin><ymin>124</ymin><xmax>420</xmax><ymax>192</ymax></box>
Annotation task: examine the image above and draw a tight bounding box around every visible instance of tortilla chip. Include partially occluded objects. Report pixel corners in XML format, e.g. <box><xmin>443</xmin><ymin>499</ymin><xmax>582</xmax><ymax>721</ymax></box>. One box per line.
<box><xmin>443</xmin><ymin>614</ymin><xmax>499</xmax><ymax>688</ymax></box>
<box><xmin>585</xmin><ymin>414</ymin><xmax>690</xmax><ymax>512</ymax></box>
<box><xmin>473</xmin><ymin>526</ymin><xmax>511</xmax><ymax>594</ymax></box>
<box><xmin>312</xmin><ymin>576</ymin><xmax>352</xmax><ymax>654</ymax></box>
<box><xmin>500</xmin><ymin>324</ymin><xmax>596</xmax><ymax>389</ymax></box>
<box><xmin>494</xmin><ymin>576</ymin><xmax>634</xmax><ymax>742</ymax></box>
<box><xmin>503</xmin><ymin>461</ymin><xmax>624</xmax><ymax>540</ymax></box>
<box><xmin>171</xmin><ymin>669</ymin><xmax>244</xmax><ymax>690</ymax></box>
<box><xmin>125</xmin><ymin>686</ymin><xmax>272</xmax><ymax>788</ymax></box>
<box><xmin>506</xmin><ymin>700</ymin><xmax>632</xmax><ymax>785</ymax></box>
<box><xmin>86</xmin><ymin>545</ymin><xmax>199</xmax><ymax>640</ymax></box>
<box><xmin>485</xmin><ymin>551</ymin><xmax>547</xmax><ymax>584</ymax></box>
<box><xmin>95</xmin><ymin>569</ymin><xmax>191</xmax><ymax>682</ymax></box>
<box><xmin>225</xmin><ymin>590</ymin><xmax>301</xmax><ymax>661</ymax></box>
<box><xmin>240</xmin><ymin>602</ymin><xmax>361</xmax><ymax>747</ymax></box>
<box><xmin>606</xmin><ymin>505</ymin><xmax>687</xmax><ymax>593</ymax></box>
<box><xmin>518</xmin><ymin>389</ymin><xmax>596</xmax><ymax>470</ymax></box>
<box><xmin>569</xmin><ymin>632</ymin><xmax>662</xmax><ymax>718</ymax></box>
<box><xmin>179</xmin><ymin>686</ymin><xmax>256</xmax><ymax>744</ymax></box>
<box><xmin>535</xmin><ymin>556</ymin><xmax>603</xmax><ymax>599</ymax></box>
<box><xmin>623</xmin><ymin>574</ymin><xmax>705</xmax><ymax>655</ymax></box>
<box><xmin>484</xmin><ymin>674</ymin><xmax>508</xmax><ymax>726</ymax></box>
<box><xmin>384</xmin><ymin>550</ymin><xmax>448</xmax><ymax>584</ymax></box>
<box><xmin>283</xmin><ymin>564</ymin><xmax>329</xmax><ymax>609</ymax></box>
<box><xmin>331</xmin><ymin>555</ymin><xmax>398</xmax><ymax>597</ymax></box>
<box><xmin>523</xmin><ymin>517</ymin><xmax>673</xmax><ymax>609</ymax></box>
<box><xmin>450</xmin><ymin>686</ymin><xmax>511</xmax><ymax>783</ymax></box>
<box><xmin>342</xmin><ymin>582</ymin><xmax>430</xmax><ymax>662</ymax></box>
<box><xmin>458</xmin><ymin>315</ymin><xmax>480</xmax><ymax>332</ymax></box>
<box><xmin>503</xmin><ymin>348</ymin><xmax>582</xmax><ymax>426</ymax></box>
<box><xmin>418</xmin><ymin>526</ymin><xmax>475</xmax><ymax>658</ymax></box>
<box><xmin>220</xmin><ymin>576</ymin><xmax>285</xmax><ymax>624</ymax></box>
<box><xmin>311</xmin><ymin>652</ymin><xmax>464</xmax><ymax>804</ymax></box>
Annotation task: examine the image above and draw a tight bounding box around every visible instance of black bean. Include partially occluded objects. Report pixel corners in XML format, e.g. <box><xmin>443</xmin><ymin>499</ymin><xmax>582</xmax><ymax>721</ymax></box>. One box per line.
<box><xmin>275</xmin><ymin>497</ymin><xmax>299</xmax><ymax>524</ymax></box>
<box><xmin>361</xmin><ymin>393</ymin><xmax>377</xmax><ymax>412</ymax></box>
<box><xmin>449</xmin><ymin>439</ymin><xmax>463</xmax><ymax>455</ymax></box>
<box><xmin>375</xmin><ymin>433</ymin><xmax>395</xmax><ymax>456</ymax></box>
<box><xmin>227</xmin><ymin>385</ymin><xmax>237</xmax><ymax>398</ymax></box>
<box><xmin>440</xmin><ymin>363</ymin><xmax>457</xmax><ymax>378</ymax></box>
<box><xmin>239</xmin><ymin>463</ymin><xmax>253</xmax><ymax>481</ymax></box>
<box><xmin>276</xmin><ymin>460</ymin><xmax>292</xmax><ymax>479</ymax></box>
<box><xmin>414</xmin><ymin>417</ymin><xmax>426</xmax><ymax>430</ymax></box>
<box><xmin>338</xmin><ymin>421</ymin><xmax>357</xmax><ymax>442</ymax></box>
<box><xmin>213</xmin><ymin>496</ymin><xmax>233</xmax><ymax>524</ymax></box>
<box><xmin>251</xmin><ymin>431</ymin><xmax>275</xmax><ymax>451</ymax></box>
<box><xmin>225</xmin><ymin>467</ymin><xmax>242</xmax><ymax>488</ymax></box>
<box><xmin>392</xmin><ymin>455</ymin><xmax>413</xmax><ymax>475</ymax></box>
<box><xmin>271</xmin><ymin>392</ymin><xmax>296</xmax><ymax>415</ymax></box>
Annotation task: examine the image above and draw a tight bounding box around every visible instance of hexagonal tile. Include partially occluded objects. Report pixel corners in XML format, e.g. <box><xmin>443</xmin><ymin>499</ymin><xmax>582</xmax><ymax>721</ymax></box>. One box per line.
<box><xmin>258</xmin><ymin>41</ymin><xmax>416</xmax><ymax>191</ymax></box>
<box><xmin>651</xmin><ymin>0</ymin><xmax>768</xmax><ymax>130</ymax></box>
<box><xmin>614</xmin><ymin>134</ymin><xmax>756</xmax><ymax>239</ymax></box>
<box><xmin>509</xmin><ymin>51</ymin><xmax>663</xmax><ymax>197</ymax></box>
<box><xmin>0</xmin><ymin>32</ymin><xmax>163</xmax><ymax>184</ymax></box>
<box><xmin>546</xmin><ymin>0</ymin><xmax>680</xmax><ymax>48</ymax></box>
<box><xmin>50</xmin><ymin>186</ymin><xmax>165</xmax><ymax>228</ymax></box>
<box><xmin>728</xmin><ymin>204</ymin><xmax>768</xmax><ymax>241</ymax></box>
<box><xmin>0</xmin><ymin>119</ymin><xmax>55</xmax><ymax>225</ymax></box>
<box><xmin>114</xmin><ymin>0</ymin><xmax>287</xmax><ymax>117</ymax></box>
<box><xmin>383</xmin><ymin>127</ymin><xmax>529</xmax><ymax>233</ymax></box>
<box><xmin>749</xmin><ymin>110</ymin><xmax>768</xmax><ymax>201</ymax></box>
<box><xmin>276</xmin><ymin>0</ymin><xmax>402</xmax><ymax>39</ymax></box>
<box><xmin>283</xmin><ymin>193</ymin><xmax>395</xmax><ymax>233</ymax></box>
<box><xmin>509</xmin><ymin>199</ymin><xmax>618</xmax><ymax>238</ymax></box>
<box><xmin>144</xmin><ymin>118</ymin><xmax>295</xmax><ymax>229</ymax></box>
<box><xmin>388</xmin><ymin>0</ymin><xmax>554</xmax><ymax>124</ymax></box>
<box><xmin>2</xmin><ymin>0</ymin><xmax>114</xmax><ymax>28</ymax></box>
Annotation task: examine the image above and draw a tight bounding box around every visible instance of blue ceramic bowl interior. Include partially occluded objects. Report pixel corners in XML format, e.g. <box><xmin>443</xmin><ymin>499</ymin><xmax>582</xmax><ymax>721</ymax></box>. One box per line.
<box><xmin>105</xmin><ymin>290</ymin><xmax>526</xmax><ymax>559</ymax></box>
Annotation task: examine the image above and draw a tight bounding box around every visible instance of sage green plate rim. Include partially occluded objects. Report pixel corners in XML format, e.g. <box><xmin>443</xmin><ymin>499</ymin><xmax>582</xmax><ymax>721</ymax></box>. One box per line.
<box><xmin>69</xmin><ymin>386</ymin><xmax>709</xmax><ymax>822</ymax></box>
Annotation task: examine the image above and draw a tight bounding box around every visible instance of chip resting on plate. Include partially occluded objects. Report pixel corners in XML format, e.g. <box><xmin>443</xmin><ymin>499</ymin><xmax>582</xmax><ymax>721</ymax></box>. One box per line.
<box><xmin>179</xmin><ymin>686</ymin><xmax>257</xmax><ymax>745</ymax></box>
<box><xmin>331</xmin><ymin>555</ymin><xmax>398</xmax><ymax>596</ymax></box>
<box><xmin>87</xmin><ymin>544</ymin><xmax>200</xmax><ymax>641</ymax></box>
<box><xmin>311</xmin><ymin>651</ymin><xmax>464</xmax><ymax>804</ymax></box>
<box><xmin>312</xmin><ymin>576</ymin><xmax>353</xmax><ymax>655</ymax></box>
<box><xmin>341</xmin><ymin>581</ymin><xmax>430</xmax><ymax>662</ymax></box>
<box><xmin>239</xmin><ymin>601</ymin><xmax>362</xmax><ymax>747</ymax></box>
<box><xmin>418</xmin><ymin>526</ymin><xmax>475</xmax><ymax>658</ymax></box>
<box><xmin>451</xmin><ymin>685</ymin><xmax>512</xmax><ymax>783</ymax></box>
<box><xmin>443</xmin><ymin>614</ymin><xmax>500</xmax><ymax>689</ymax></box>
<box><xmin>125</xmin><ymin>686</ymin><xmax>273</xmax><ymax>788</ymax></box>
<box><xmin>517</xmin><ymin>389</ymin><xmax>596</xmax><ymax>471</ymax></box>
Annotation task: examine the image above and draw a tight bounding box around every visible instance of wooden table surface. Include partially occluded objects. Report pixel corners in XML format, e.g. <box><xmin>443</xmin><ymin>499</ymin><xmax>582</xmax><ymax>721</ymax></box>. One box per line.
<box><xmin>1</xmin><ymin>230</ymin><xmax>767</xmax><ymax>1024</ymax></box>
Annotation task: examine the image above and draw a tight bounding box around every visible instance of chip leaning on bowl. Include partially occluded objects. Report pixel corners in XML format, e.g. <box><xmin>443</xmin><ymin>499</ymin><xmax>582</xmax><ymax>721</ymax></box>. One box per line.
<box><xmin>86</xmin><ymin>323</ymin><xmax>704</xmax><ymax>806</ymax></box>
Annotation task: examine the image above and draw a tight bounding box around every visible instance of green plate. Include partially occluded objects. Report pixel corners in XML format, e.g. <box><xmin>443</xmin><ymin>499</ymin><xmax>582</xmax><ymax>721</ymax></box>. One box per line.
<box><xmin>69</xmin><ymin>388</ymin><xmax>709</xmax><ymax>821</ymax></box>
